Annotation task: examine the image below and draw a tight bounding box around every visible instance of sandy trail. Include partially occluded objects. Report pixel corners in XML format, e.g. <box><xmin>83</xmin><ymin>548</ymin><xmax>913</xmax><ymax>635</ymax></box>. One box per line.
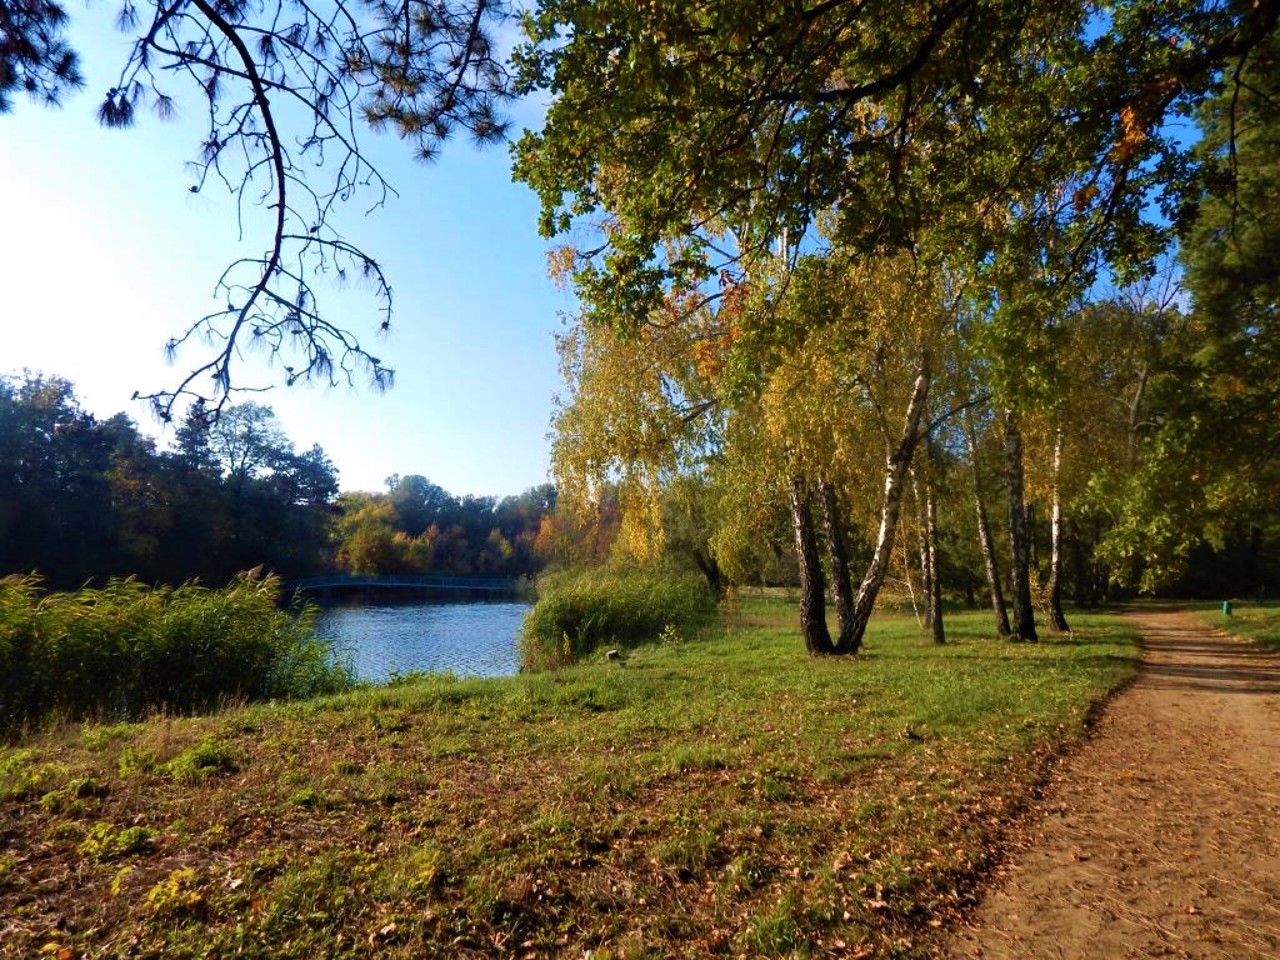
<box><xmin>942</xmin><ymin>608</ymin><xmax>1280</xmax><ymax>959</ymax></box>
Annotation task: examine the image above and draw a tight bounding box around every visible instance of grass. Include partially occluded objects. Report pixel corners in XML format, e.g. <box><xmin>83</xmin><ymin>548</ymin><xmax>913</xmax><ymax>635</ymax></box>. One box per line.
<box><xmin>1187</xmin><ymin>599</ymin><xmax>1280</xmax><ymax>650</ymax></box>
<box><xmin>0</xmin><ymin>598</ymin><xmax>1138</xmax><ymax>959</ymax></box>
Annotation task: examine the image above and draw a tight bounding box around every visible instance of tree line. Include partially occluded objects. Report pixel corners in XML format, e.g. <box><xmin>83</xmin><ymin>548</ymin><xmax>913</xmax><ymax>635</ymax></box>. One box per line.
<box><xmin>512</xmin><ymin>2</ymin><xmax>1280</xmax><ymax>649</ymax></box>
<box><xmin>0</xmin><ymin>374</ymin><xmax>556</xmax><ymax>587</ymax></box>
<box><xmin>4</xmin><ymin>0</ymin><xmax>1278</xmax><ymax>652</ymax></box>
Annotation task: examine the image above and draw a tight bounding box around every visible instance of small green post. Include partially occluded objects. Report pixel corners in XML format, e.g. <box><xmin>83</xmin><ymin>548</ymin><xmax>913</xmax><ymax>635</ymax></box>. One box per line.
<box><xmin>1222</xmin><ymin>600</ymin><xmax>1232</xmax><ymax>616</ymax></box>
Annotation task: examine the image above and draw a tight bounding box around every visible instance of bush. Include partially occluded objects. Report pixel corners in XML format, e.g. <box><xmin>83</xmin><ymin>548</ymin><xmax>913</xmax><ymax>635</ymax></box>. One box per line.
<box><xmin>0</xmin><ymin>573</ymin><xmax>352</xmax><ymax>732</ymax></box>
<box><xmin>520</xmin><ymin>567</ymin><xmax>718</xmax><ymax>669</ymax></box>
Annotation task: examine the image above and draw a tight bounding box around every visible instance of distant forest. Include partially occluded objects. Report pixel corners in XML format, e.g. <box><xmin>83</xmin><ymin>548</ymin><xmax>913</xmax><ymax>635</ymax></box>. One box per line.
<box><xmin>0</xmin><ymin>373</ymin><xmax>560</xmax><ymax>588</ymax></box>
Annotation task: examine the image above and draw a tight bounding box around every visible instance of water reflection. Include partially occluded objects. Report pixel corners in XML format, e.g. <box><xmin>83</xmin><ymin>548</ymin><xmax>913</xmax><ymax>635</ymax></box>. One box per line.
<box><xmin>314</xmin><ymin>600</ymin><xmax>529</xmax><ymax>682</ymax></box>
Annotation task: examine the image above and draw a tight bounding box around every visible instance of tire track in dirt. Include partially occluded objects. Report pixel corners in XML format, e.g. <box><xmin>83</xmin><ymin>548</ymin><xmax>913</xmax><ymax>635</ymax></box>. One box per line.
<box><xmin>942</xmin><ymin>608</ymin><xmax>1280</xmax><ymax>959</ymax></box>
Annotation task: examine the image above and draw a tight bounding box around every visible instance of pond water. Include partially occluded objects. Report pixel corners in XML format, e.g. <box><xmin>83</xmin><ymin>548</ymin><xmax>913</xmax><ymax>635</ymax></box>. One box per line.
<box><xmin>313</xmin><ymin>600</ymin><xmax>530</xmax><ymax>683</ymax></box>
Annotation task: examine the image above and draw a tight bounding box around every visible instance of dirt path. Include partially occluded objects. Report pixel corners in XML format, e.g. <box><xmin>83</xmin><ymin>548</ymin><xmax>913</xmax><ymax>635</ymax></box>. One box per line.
<box><xmin>942</xmin><ymin>608</ymin><xmax>1280</xmax><ymax>959</ymax></box>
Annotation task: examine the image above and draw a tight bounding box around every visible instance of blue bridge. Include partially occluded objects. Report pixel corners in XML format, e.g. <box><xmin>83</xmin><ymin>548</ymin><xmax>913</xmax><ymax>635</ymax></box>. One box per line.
<box><xmin>282</xmin><ymin>574</ymin><xmax>521</xmax><ymax>597</ymax></box>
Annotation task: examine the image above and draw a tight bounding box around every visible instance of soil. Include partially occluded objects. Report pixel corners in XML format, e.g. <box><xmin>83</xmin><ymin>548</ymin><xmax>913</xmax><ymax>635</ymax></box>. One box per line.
<box><xmin>942</xmin><ymin>608</ymin><xmax>1280</xmax><ymax>959</ymax></box>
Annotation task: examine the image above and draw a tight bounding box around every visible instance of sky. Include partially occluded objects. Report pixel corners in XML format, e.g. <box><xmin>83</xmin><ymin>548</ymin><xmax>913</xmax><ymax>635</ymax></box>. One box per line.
<box><xmin>0</xmin><ymin>6</ymin><xmax>574</xmax><ymax>498</ymax></box>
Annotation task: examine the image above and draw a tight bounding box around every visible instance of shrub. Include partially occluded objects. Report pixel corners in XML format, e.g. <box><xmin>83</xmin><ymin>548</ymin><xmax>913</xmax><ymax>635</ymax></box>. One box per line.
<box><xmin>143</xmin><ymin>867</ymin><xmax>205</xmax><ymax>918</ymax></box>
<box><xmin>520</xmin><ymin>567</ymin><xmax>717</xmax><ymax>669</ymax></box>
<box><xmin>160</xmin><ymin>738</ymin><xmax>241</xmax><ymax>785</ymax></box>
<box><xmin>0</xmin><ymin>573</ymin><xmax>353</xmax><ymax>732</ymax></box>
<box><xmin>78</xmin><ymin>823</ymin><xmax>156</xmax><ymax>862</ymax></box>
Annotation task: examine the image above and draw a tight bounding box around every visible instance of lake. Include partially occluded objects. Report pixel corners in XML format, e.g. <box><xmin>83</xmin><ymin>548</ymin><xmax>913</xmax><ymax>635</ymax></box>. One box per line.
<box><xmin>313</xmin><ymin>600</ymin><xmax>530</xmax><ymax>682</ymax></box>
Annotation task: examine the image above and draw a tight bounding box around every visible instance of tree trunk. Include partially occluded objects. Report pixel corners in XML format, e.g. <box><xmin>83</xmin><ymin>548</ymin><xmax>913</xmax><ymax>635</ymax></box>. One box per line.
<box><xmin>1003</xmin><ymin>410</ymin><xmax>1038</xmax><ymax>642</ymax></box>
<box><xmin>923</xmin><ymin>461</ymin><xmax>945</xmax><ymax>644</ymax></box>
<box><xmin>1047</xmin><ymin>427</ymin><xmax>1070</xmax><ymax>632</ymax></box>
<box><xmin>819</xmin><ymin>479</ymin><xmax>857</xmax><ymax>654</ymax></box>
<box><xmin>965</xmin><ymin>412</ymin><xmax>1011</xmax><ymax>636</ymax></box>
<box><xmin>788</xmin><ymin>471</ymin><xmax>834</xmax><ymax>655</ymax></box>
<box><xmin>1025</xmin><ymin>503</ymin><xmax>1038</xmax><ymax>574</ymax></box>
<box><xmin>910</xmin><ymin>468</ymin><xmax>934</xmax><ymax>628</ymax></box>
<box><xmin>901</xmin><ymin>534</ymin><xmax>922</xmax><ymax>627</ymax></box>
<box><xmin>693</xmin><ymin>547</ymin><xmax>725</xmax><ymax>601</ymax></box>
<box><xmin>847</xmin><ymin>354</ymin><xmax>932</xmax><ymax>652</ymax></box>
<box><xmin>1127</xmin><ymin>365</ymin><xmax>1149</xmax><ymax>469</ymax></box>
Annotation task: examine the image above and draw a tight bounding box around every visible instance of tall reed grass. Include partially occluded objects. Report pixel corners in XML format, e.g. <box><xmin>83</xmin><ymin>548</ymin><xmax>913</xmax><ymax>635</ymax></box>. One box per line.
<box><xmin>0</xmin><ymin>573</ymin><xmax>351</xmax><ymax>731</ymax></box>
<box><xmin>520</xmin><ymin>567</ymin><xmax>718</xmax><ymax>670</ymax></box>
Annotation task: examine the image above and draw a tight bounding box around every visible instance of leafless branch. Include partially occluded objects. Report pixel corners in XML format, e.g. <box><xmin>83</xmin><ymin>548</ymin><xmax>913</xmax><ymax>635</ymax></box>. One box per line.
<box><xmin>103</xmin><ymin>0</ymin><xmax>512</xmax><ymax>418</ymax></box>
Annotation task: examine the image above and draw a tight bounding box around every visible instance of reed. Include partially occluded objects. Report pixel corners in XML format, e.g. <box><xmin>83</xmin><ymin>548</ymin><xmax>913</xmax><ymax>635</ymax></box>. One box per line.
<box><xmin>520</xmin><ymin>566</ymin><xmax>718</xmax><ymax>669</ymax></box>
<box><xmin>0</xmin><ymin>573</ymin><xmax>351</xmax><ymax>731</ymax></box>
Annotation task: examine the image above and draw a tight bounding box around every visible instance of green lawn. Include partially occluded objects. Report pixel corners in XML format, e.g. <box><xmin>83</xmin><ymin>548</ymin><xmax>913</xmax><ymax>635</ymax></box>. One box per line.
<box><xmin>0</xmin><ymin>599</ymin><xmax>1138</xmax><ymax>959</ymax></box>
<box><xmin>1187</xmin><ymin>599</ymin><xmax>1280</xmax><ymax>651</ymax></box>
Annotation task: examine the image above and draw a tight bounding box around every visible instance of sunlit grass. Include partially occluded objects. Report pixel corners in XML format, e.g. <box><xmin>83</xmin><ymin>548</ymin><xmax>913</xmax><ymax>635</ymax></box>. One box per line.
<box><xmin>0</xmin><ymin>598</ymin><xmax>1138</xmax><ymax>959</ymax></box>
<box><xmin>1187</xmin><ymin>599</ymin><xmax>1280</xmax><ymax>650</ymax></box>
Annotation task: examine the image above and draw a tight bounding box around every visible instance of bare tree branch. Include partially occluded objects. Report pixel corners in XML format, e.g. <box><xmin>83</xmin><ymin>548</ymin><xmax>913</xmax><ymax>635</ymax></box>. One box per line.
<box><xmin>97</xmin><ymin>0</ymin><xmax>513</xmax><ymax>419</ymax></box>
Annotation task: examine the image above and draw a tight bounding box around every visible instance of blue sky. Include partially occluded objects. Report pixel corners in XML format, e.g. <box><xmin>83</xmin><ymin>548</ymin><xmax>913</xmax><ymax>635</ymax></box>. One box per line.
<box><xmin>1</xmin><ymin>6</ymin><xmax>573</xmax><ymax>497</ymax></box>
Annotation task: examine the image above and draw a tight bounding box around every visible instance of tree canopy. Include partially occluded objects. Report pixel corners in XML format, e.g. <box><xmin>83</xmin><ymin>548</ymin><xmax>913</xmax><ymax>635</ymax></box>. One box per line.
<box><xmin>0</xmin><ymin>0</ymin><xmax>82</xmax><ymax>111</ymax></box>
<box><xmin>514</xmin><ymin>0</ymin><xmax>1278</xmax><ymax>324</ymax></box>
<box><xmin>512</xmin><ymin>0</ymin><xmax>1280</xmax><ymax>647</ymax></box>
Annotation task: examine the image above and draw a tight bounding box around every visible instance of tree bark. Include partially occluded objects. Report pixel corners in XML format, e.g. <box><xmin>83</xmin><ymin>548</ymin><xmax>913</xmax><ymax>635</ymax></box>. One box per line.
<box><xmin>788</xmin><ymin>471</ymin><xmax>835</xmax><ymax>655</ymax></box>
<box><xmin>1025</xmin><ymin>502</ymin><xmax>1038</xmax><ymax>574</ymax></box>
<box><xmin>847</xmin><ymin>354</ymin><xmax>932</xmax><ymax>652</ymax></box>
<box><xmin>900</xmin><ymin>534</ymin><xmax>922</xmax><ymax>626</ymax></box>
<box><xmin>965</xmin><ymin>412</ymin><xmax>1011</xmax><ymax>637</ymax></box>
<box><xmin>923</xmin><ymin>459</ymin><xmax>945</xmax><ymax>644</ymax></box>
<box><xmin>911</xmin><ymin>468</ymin><xmax>934</xmax><ymax>628</ymax></box>
<box><xmin>819</xmin><ymin>479</ymin><xmax>857</xmax><ymax>654</ymax></box>
<box><xmin>1047</xmin><ymin>427</ymin><xmax>1070</xmax><ymax>632</ymax></box>
<box><xmin>1127</xmin><ymin>365</ymin><xmax>1149</xmax><ymax>469</ymax></box>
<box><xmin>693</xmin><ymin>547</ymin><xmax>725</xmax><ymax>601</ymax></box>
<box><xmin>1003</xmin><ymin>409</ymin><xmax>1038</xmax><ymax>642</ymax></box>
